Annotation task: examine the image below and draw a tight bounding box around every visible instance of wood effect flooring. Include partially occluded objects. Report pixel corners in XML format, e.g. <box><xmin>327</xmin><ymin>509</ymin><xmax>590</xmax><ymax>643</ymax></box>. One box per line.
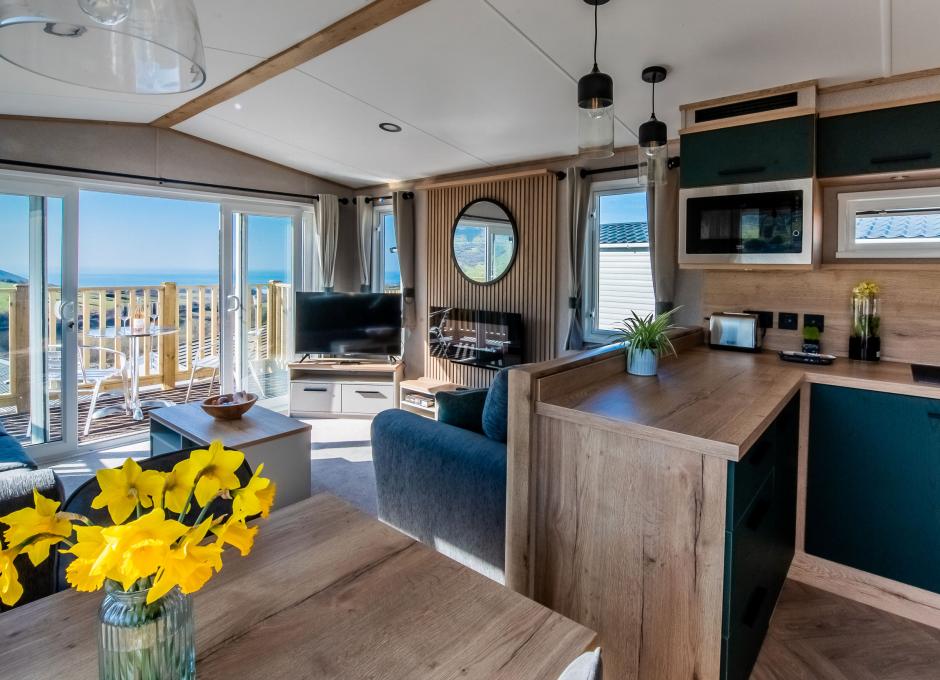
<box><xmin>752</xmin><ymin>580</ymin><xmax>940</xmax><ymax>680</ymax></box>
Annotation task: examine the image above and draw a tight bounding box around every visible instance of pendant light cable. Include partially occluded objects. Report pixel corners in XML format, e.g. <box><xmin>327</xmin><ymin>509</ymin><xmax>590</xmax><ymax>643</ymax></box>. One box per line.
<box><xmin>593</xmin><ymin>2</ymin><xmax>598</xmax><ymax>68</ymax></box>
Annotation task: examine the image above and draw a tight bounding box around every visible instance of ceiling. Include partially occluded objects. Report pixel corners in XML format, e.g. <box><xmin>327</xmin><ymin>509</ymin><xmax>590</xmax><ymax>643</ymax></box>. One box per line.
<box><xmin>2</xmin><ymin>0</ymin><xmax>940</xmax><ymax>187</ymax></box>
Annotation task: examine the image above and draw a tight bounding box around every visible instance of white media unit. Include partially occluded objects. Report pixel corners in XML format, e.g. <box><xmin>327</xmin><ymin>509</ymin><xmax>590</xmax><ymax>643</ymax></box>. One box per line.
<box><xmin>288</xmin><ymin>360</ymin><xmax>404</xmax><ymax>417</ymax></box>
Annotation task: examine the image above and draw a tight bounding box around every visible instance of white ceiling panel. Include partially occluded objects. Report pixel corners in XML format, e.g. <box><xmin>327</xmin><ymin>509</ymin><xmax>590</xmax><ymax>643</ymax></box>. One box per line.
<box><xmin>298</xmin><ymin>0</ymin><xmax>633</xmax><ymax>168</ymax></box>
<box><xmin>486</xmin><ymin>0</ymin><xmax>884</xmax><ymax>139</ymax></box>
<box><xmin>890</xmin><ymin>0</ymin><xmax>940</xmax><ymax>75</ymax></box>
<box><xmin>0</xmin><ymin>48</ymin><xmax>256</xmax><ymax>122</ymax></box>
<box><xmin>195</xmin><ymin>0</ymin><xmax>374</xmax><ymax>59</ymax></box>
<box><xmin>176</xmin><ymin>68</ymin><xmax>486</xmax><ymax>187</ymax></box>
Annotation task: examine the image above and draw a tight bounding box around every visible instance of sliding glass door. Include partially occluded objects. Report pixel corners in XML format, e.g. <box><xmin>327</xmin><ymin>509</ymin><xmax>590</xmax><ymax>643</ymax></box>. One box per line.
<box><xmin>222</xmin><ymin>206</ymin><xmax>304</xmax><ymax>409</ymax></box>
<box><xmin>0</xmin><ymin>180</ymin><xmax>78</xmax><ymax>460</ymax></box>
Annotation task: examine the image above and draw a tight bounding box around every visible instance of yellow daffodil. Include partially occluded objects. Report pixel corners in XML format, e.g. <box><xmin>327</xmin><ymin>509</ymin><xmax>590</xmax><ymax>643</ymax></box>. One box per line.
<box><xmin>148</xmin><ymin>518</ymin><xmax>223</xmax><ymax>604</ymax></box>
<box><xmin>177</xmin><ymin>442</ymin><xmax>244</xmax><ymax>507</ymax></box>
<box><xmin>91</xmin><ymin>458</ymin><xmax>166</xmax><ymax>525</ymax></box>
<box><xmin>232</xmin><ymin>464</ymin><xmax>277</xmax><ymax>519</ymax></box>
<box><xmin>62</xmin><ymin>525</ymin><xmax>112</xmax><ymax>592</ymax></box>
<box><xmin>211</xmin><ymin>513</ymin><xmax>257</xmax><ymax>557</ymax></box>
<box><xmin>0</xmin><ymin>489</ymin><xmax>74</xmax><ymax>565</ymax></box>
<box><xmin>161</xmin><ymin>466</ymin><xmax>192</xmax><ymax>515</ymax></box>
<box><xmin>0</xmin><ymin>549</ymin><xmax>23</xmax><ymax>606</ymax></box>
<box><xmin>100</xmin><ymin>508</ymin><xmax>189</xmax><ymax>590</ymax></box>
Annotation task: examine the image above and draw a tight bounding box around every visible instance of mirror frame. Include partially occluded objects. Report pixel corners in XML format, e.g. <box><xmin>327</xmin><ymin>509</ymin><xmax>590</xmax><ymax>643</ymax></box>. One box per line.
<box><xmin>451</xmin><ymin>198</ymin><xmax>519</xmax><ymax>286</ymax></box>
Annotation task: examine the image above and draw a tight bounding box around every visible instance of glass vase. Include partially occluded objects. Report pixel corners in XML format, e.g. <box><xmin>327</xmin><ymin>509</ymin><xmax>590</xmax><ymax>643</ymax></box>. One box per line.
<box><xmin>98</xmin><ymin>583</ymin><xmax>195</xmax><ymax>680</ymax></box>
<box><xmin>849</xmin><ymin>292</ymin><xmax>881</xmax><ymax>362</ymax></box>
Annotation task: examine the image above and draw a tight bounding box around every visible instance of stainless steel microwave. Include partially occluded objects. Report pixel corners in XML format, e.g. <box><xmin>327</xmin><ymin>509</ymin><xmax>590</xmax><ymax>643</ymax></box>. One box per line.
<box><xmin>679</xmin><ymin>178</ymin><xmax>814</xmax><ymax>266</ymax></box>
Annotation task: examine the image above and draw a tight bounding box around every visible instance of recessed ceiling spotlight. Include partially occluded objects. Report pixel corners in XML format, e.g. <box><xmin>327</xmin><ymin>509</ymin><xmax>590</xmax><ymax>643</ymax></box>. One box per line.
<box><xmin>379</xmin><ymin>122</ymin><xmax>402</xmax><ymax>133</ymax></box>
<box><xmin>233</xmin><ymin>102</ymin><xmax>243</xmax><ymax>110</ymax></box>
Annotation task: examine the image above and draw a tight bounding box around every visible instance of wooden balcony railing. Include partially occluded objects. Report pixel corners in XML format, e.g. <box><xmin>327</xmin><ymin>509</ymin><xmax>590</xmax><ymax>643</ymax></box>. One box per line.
<box><xmin>0</xmin><ymin>281</ymin><xmax>289</xmax><ymax>411</ymax></box>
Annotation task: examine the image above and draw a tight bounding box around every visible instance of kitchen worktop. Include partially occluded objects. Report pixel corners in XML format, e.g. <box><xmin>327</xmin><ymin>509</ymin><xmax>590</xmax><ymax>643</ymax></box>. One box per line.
<box><xmin>536</xmin><ymin>346</ymin><xmax>940</xmax><ymax>461</ymax></box>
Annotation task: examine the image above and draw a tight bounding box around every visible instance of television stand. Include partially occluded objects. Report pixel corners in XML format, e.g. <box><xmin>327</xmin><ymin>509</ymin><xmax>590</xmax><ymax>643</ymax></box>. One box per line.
<box><xmin>288</xmin><ymin>360</ymin><xmax>404</xmax><ymax>418</ymax></box>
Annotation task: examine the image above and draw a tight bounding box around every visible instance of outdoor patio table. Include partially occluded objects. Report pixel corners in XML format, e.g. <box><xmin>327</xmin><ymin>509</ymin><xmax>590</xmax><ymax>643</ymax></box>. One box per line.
<box><xmin>86</xmin><ymin>326</ymin><xmax>179</xmax><ymax>421</ymax></box>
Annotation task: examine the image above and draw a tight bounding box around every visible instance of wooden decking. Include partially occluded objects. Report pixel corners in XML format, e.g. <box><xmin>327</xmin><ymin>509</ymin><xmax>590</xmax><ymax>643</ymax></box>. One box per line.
<box><xmin>0</xmin><ymin>379</ymin><xmax>221</xmax><ymax>446</ymax></box>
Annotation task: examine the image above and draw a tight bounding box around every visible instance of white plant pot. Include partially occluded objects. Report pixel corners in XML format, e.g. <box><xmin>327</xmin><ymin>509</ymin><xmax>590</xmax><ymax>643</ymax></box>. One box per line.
<box><xmin>627</xmin><ymin>348</ymin><xmax>658</xmax><ymax>376</ymax></box>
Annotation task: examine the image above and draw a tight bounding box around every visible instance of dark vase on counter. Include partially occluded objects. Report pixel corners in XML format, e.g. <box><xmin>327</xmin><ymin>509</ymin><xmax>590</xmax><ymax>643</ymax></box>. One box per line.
<box><xmin>849</xmin><ymin>282</ymin><xmax>880</xmax><ymax>362</ymax></box>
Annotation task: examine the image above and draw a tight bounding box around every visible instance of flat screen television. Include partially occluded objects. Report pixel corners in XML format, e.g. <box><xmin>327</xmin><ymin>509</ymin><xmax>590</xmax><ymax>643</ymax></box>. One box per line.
<box><xmin>295</xmin><ymin>292</ymin><xmax>402</xmax><ymax>356</ymax></box>
<box><xmin>429</xmin><ymin>306</ymin><xmax>523</xmax><ymax>370</ymax></box>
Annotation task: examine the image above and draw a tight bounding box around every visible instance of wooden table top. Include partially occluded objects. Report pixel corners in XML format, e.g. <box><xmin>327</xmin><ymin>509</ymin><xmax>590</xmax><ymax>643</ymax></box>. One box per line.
<box><xmin>149</xmin><ymin>402</ymin><xmax>311</xmax><ymax>449</ymax></box>
<box><xmin>0</xmin><ymin>494</ymin><xmax>595</xmax><ymax>679</ymax></box>
<box><xmin>538</xmin><ymin>346</ymin><xmax>940</xmax><ymax>461</ymax></box>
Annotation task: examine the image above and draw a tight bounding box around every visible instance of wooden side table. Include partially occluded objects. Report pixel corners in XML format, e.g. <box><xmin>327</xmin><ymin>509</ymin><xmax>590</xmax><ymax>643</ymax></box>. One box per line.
<box><xmin>399</xmin><ymin>378</ymin><xmax>459</xmax><ymax>420</ymax></box>
<box><xmin>149</xmin><ymin>403</ymin><xmax>312</xmax><ymax>509</ymax></box>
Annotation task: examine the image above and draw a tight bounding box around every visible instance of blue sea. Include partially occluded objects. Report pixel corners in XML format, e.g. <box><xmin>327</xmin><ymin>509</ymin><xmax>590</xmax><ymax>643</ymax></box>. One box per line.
<box><xmin>75</xmin><ymin>270</ymin><xmax>288</xmax><ymax>287</ymax></box>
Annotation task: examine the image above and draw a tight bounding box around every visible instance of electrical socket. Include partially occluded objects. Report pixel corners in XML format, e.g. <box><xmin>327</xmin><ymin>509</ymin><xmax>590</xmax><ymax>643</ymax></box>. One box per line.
<box><xmin>744</xmin><ymin>309</ymin><xmax>774</xmax><ymax>329</ymax></box>
<box><xmin>804</xmin><ymin>314</ymin><xmax>825</xmax><ymax>333</ymax></box>
<box><xmin>778</xmin><ymin>312</ymin><xmax>798</xmax><ymax>330</ymax></box>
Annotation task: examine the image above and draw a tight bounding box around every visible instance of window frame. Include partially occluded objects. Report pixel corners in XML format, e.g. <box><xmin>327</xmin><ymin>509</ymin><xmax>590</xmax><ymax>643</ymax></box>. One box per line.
<box><xmin>371</xmin><ymin>202</ymin><xmax>398</xmax><ymax>293</ymax></box>
<box><xmin>837</xmin><ymin>186</ymin><xmax>940</xmax><ymax>259</ymax></box>
<box><xmin>582</xmin><ymin>178</ymin><xmax>651</xmax><ymax>344</ymax></box>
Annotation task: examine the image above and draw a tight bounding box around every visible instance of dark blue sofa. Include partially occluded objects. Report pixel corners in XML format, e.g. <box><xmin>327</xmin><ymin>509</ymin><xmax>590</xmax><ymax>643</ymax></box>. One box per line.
<box><xmin>371</xmin><ymin>369</ymin><xmax>510</xmax><ymax>583</ymax></box>
<box><xmin>0</xmin><ymin>421</ymin><xmax>63</xmax><ymax>610</ymax></box>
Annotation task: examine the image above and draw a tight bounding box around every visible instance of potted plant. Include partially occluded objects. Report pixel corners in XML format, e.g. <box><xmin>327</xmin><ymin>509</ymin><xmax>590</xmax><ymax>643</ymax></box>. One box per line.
<box><xmin>0</xmin><ymin>442</ymin><xmax>276</xmax><ymax>680</ymax></box>
<box><xmin>616</xmin><ymin>307</ymin><xmax>681</xmax><ymax>376</ymax></box>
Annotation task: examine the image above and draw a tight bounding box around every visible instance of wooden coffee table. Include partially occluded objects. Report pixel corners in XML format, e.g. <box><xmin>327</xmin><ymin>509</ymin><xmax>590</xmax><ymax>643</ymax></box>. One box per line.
<box><xmin>149</xmin><ymin>402</ymin><xmax>312</xmax><ymax>509</ymax></box>
<box><xmin>0</xmin><ymin>494</ymin><xmax>596</xmax><ymax>679</ymax></box>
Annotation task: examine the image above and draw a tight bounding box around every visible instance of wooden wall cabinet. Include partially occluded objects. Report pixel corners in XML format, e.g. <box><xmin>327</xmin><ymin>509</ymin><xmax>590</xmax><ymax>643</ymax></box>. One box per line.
<box><xmin>805</xmin><ymin>385</ymin><xmax>940</xmax><ymax>594</ymax></box>
<box><xmin>680</xmin><ymin>115</ymin><xmax>816</xmax><ymax>188</ymax></box>
<box><xmin>817</xmin><ymin>101</ymin><xmax>940</xmax><ymax>178</ymax></box>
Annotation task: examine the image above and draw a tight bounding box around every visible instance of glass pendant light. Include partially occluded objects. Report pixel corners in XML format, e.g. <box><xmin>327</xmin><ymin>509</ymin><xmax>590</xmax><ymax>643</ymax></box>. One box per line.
<box><xmin>0</xmin><ymin>0</ymin><xmax>206</xmax><ymax>94</ymax></box>
<box><xmin>577</xmin><ymin>0</ymin><xmax>615</xmax><ymax>159</ymax></box>
<box><xmin>638</xmin><ymin>66</ymin><xmax>668</xmax><ymax>185</ymax></box>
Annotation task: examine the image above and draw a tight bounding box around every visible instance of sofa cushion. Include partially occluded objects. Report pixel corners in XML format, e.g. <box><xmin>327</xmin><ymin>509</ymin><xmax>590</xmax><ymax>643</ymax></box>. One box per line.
<box><xmin>0</xmin><ymin>423</ymin><xmax>35</xmax><ymax>473</ymax></box>
<box><xmin>482</xmin><ymin>368</ymin><xmax>510</xmax><ymax>443</ymax></box>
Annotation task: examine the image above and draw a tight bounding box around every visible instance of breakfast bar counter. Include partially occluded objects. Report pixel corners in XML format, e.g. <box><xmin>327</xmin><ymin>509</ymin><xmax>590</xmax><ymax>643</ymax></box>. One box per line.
<box><xmin>506</xmin><ymin>337</ymin><xmax>940</xmax><ymax>680</ymax></box>
<box><xmin>536</xmin><ymin>346</ymin><xmax>940</xmax><ymax>461</ymax></box>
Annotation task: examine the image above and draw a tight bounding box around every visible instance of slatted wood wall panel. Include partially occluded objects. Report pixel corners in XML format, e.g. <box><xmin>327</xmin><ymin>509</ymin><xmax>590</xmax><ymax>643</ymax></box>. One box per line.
<box><xmin>426</xmin><ymin>172</ymin><xmax>557</xmax><ymax>388</ymax></box>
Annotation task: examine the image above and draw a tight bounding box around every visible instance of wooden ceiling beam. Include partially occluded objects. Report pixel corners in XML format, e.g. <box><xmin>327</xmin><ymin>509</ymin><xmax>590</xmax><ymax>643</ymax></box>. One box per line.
<box><xmin>151</xmin><ymin>0</ymin><xmax>432</xmax><ymax>129</ymax></box>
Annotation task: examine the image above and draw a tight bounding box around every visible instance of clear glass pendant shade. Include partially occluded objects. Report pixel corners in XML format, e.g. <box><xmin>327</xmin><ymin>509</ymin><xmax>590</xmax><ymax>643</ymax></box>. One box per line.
<box><xmin>578</xmin><ymin>104</ymin><xmax>615</xmax><ymax>159</ymax></box>
<box><xmin>0</xmin><ymin>0</ymin><xmax>206</xmax><ymax>94</ymax></box>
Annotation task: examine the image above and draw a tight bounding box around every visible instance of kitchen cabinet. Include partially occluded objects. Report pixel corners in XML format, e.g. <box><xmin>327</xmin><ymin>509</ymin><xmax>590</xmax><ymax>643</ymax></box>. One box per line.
<box><xmin>817</xmin><ymin>101</ymin><xmax>940</xmax><ymax>177</ymax></box>
<box><xmin>680</xmin><ymin>115</ymin><xmax>815</xmax><ymax>188</ymax></box>
<box><xmin>805</xmin><ymin>384</ymin><xmax>940</xmax><ymax>593</ymax></box>
<box><xmin>721</xmin><ymin>394</ymin><xmax>799</xmax><ymax>680</ymax></box>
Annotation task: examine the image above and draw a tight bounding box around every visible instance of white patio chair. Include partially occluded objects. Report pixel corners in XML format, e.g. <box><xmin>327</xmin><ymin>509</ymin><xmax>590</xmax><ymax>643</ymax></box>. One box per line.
<box><xmin>183</xmin><ymin>330</ymin><xmax>266</xmax><ymax>403</ymax></box>
<box><xmin>47</xmin><ymin>345</ymin><xmax>130</xmax><ymax>436</ymax></box>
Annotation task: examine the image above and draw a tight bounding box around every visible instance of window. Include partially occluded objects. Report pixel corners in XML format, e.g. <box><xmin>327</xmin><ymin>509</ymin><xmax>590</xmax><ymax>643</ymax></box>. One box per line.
<box><xmin>583</xmin><ymin>182</ymin><xmax>653</xmax><ymax>341</ymax></box>
<box><xmin>372</xmin><ymin>205</ymin><xmax>400</xmax><ymax>293</ymax></box>
<box><xmin>838</xmin><ymin>187</ymin><xmax>940</xmax><ymax>258</ymax></box>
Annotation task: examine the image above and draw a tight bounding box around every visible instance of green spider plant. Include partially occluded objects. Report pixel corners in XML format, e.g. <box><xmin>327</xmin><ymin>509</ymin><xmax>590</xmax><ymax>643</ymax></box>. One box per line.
<box><xmin>615</xmin><ymin>307</ymin><xmax>682</xmax><ymax>358</ymax></box>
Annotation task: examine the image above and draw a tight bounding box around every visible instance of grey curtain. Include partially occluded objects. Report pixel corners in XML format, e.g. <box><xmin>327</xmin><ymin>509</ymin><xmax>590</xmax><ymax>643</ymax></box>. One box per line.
<box><xmin>394</xmin><ymin>191</ymin><xmax>416</xmax><ymax>328</ymax></box>
<box><xmin>316</xmin><ymin>194</ymin><xmax>339</xmax><ymax>292</ymax></box>
<box><xmin>647</xmin><ymin>162</ymin><xmax>679</xmax><ymax>314</ymax></box>
<box><xmin>565</xmin><ymin>166</ymin><xmax>591</xmax><ymax>351</ymax></box>
<box><xmin>356</xmin><ymin>196</ymin><xmax>374</xmax><ymax>292</ymax></box>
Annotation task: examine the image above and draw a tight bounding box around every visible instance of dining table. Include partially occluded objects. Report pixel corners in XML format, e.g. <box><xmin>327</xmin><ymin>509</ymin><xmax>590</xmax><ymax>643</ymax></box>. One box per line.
<box><xmin>87</xmin><ymin>325</ymin><xmax>179</xmax><ymax>420</ymax></box>
<box><xmin>0</xmin><ymin>493</ymin><xmax>597</xmax><ymax>679</ymax></box>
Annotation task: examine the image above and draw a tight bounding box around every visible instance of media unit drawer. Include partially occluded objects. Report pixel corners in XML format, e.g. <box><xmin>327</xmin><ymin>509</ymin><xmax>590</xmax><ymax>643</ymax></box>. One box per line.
<box><xmin>341</xmin><ymin>383</ymin><xmax>395</xmax><ymax>415</ymax></box>
<box><xmin>291</xmin><ymin>382</ymin><xmax>341</xmax><ymax>413</ymax></box>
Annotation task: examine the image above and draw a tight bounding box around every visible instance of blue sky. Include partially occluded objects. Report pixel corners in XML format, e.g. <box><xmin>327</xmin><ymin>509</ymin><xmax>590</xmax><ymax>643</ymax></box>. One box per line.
<box><xmin>0</xmin><ymin>191</ymin><xmax>292</xmax><ymax>284</ymax></box>
<box><xmin>599</xmin><ymin>191</ymin><xmax>648</xmax><ymax>224</ymax></box>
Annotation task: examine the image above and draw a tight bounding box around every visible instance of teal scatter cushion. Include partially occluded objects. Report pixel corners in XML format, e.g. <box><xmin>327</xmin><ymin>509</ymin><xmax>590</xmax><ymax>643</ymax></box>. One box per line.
<box><xmin>482</xmin><ymin>368</ymin><xmax>510</xmax><ymax>443</ymax></box>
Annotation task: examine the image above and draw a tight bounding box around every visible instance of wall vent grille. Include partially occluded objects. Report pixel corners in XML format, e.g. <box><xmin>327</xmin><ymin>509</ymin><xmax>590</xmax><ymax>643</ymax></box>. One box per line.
<box><xmin>695</xmin><ymin>92</ymin><xmax>799</xmax><ymax>123</ymax></box>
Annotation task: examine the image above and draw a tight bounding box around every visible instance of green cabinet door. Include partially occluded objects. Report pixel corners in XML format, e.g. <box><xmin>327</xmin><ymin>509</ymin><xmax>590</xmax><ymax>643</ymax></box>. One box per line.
<box><xmin>680</xmin><ymin>115</ymin><xmax>815</xmax><ymax>188</ymax></box>
<box><xmin>817</xmin><ymin>101</ymin><xmax>940</xmax><ymax>177</ymax></box>
<box><xmin>805</xmin><ymin>385</ymin><xmax>940</xmax><ymax>593</ymax></box>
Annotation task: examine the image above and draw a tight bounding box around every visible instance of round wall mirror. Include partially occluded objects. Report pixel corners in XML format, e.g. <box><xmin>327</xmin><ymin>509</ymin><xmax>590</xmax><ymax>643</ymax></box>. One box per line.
<box><xmin>452</xmin><ymin>199</ymin><xmax>518</xmax><ymax>284</ymax></box>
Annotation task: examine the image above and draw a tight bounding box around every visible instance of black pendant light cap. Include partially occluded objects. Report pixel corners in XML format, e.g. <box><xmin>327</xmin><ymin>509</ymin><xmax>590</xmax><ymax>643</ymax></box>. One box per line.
<box><xmin>578</xmin><ymin>66</ymin><xmax>613</xmax><ymax>109</ymax></box>
<box><xmin>641</xmin><ymin>66</ymin><xmax>667</xmax><ymax>84</ymax></box>
<box><xmin>639</xmin><ymin>116</ymin><xmax>667</xmax><ymax>148</ymax></box>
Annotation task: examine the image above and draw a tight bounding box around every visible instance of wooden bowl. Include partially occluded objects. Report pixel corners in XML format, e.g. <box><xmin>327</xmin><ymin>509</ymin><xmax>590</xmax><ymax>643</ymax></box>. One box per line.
<box><xmin>201</xmin><ymin>392</ymin><xmax>258</xmax><ymax>420</ymax></box>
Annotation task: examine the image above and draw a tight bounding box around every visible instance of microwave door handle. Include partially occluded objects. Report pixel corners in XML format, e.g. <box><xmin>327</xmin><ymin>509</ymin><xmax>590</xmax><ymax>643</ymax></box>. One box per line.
<box><xmin>717</xmin><ymin>165</ymin><xmax>767</xmax><ymax>177</ymax></box>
